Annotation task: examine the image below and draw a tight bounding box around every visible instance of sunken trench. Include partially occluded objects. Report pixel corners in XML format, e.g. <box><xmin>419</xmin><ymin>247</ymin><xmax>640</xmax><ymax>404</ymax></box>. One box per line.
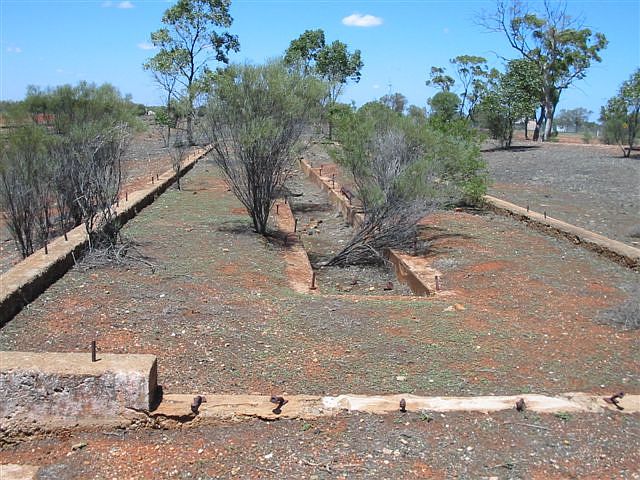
<box><xmin>285</xmin><ymin>167</ymin><xmax>414</xmax><ymax>297</ymax></box>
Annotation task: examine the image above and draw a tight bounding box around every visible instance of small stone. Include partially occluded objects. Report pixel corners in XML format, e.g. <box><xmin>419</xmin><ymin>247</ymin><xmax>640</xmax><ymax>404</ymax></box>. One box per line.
<box><xmin>264</xmin><ymin>453</ymin><xmax>273</xmax><ymax>460</ymax></box>
<box><xmin>382</xmin><ymin>448</ymin><xmax>393</xmax><ymax>455</ymax></box>
<box><xmin>454</xmin><ymin>303</ymin><xmax>466</xmax><ymax>311</ymax></box>
<box><xmin>396</xmin><ymin>375</ymin><xmax>407</xmax><ymax>381</ymax></box>
<box><xmin>72</xmin><ymin>442</ymin><xmax>87</xmax><ymax>451</ymax></box>
<box><xmin>197</xmin><ymin>448</ymin><xmax>204</xmax><ymax>454</ymax></box>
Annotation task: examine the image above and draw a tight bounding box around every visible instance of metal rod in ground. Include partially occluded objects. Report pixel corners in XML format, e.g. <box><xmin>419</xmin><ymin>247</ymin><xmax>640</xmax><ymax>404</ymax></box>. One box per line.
<box><xmin>294</xmin><ymin>218</ymin><xmax>298</xmax><ymax>232</ymax></box>
<box><xmin>526</xmin><ymin>204</ymin><xmax>529</xmax><ymax>212</ymax></box>
<box><xmin>276</xmin><ymin>204</ymin><xmax>279</xmax><ymax>215</ymax></box>
<box><xmin>44</xmin><ymin>240</ymin><xmax>48</xmax><ymax>255</ymax></box>
<box><xmin>319</xmin><ymin>165</ymin><xmax>323</xmax><ymax>176</ymax></box>
<box><xmin>152</xmin><ymin>176</ymin><xmax>154</xmax><ymax>185</ymax></box>
<box><xmin>91</xmin><ymin>341</ymin><xmax>97</xmax><ymax>362</ymax></box>
<box><xmin>544</xmin><ymin>211</ymin><xmax>547</xmax><ymax>219</ymax></box>
<box><xmin>435</xmin><ymin>275</ymin><xmax>440</xmax><ymax>291</ymax></box>
<box><xmin>310</xmin><ymin>271</ymin><xmax>317</xmax><ymax>290</ymax></box>
<box><xmin>125</xmin><ymin>191</ymin><xmax>128</xmax><ymax>202</ymax></box>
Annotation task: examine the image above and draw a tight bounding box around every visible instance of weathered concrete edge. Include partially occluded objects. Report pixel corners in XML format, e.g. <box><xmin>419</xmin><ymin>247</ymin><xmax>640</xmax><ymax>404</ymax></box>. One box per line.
<box><xmin>271</xmin><ymin>199</ymin><xmax>316</xmax><ymax>294</ymax></box>
<box><xmin>0</xmin><ymin>146</ymin><xmax>213</xmax><ymax>326</ymax></box>
<box><xmin>152</xmin><ymin>392</ymin><xmax>639</xmax><ymax>422</ymax></box>
<box><xmin>300</xmin><ymin>157</ymin><xmax>435</xmax><ymax>296</ymax></box>
<box><xmin>483</xmin><ymin>195</ymin><xmax>640</xmax><ymax>270</ymax></box>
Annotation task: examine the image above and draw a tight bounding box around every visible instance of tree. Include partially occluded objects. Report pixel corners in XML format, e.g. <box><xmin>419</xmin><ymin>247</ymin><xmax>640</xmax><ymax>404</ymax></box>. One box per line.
<box><xmin>478</xmin><ymin>58</ymin><xmax>540</xmax><ymax>147</ymax></box>
<box><xmin>204</xmin><ymin>61</ymin><xmax>326</xmax><ymax>234</ymax></box>
<box><xmin>482</xmin><ymin>0</ymin><xmax>608</xmax><ymax>141</ymax></box>
<box><xmin>380</xmin><ymin>92</ymin><xmax>408</xmax><ymax>114</ymax></box>
<box><xmin>284</xmin><ymin>31</ymin><xmax>363</xmax><ymax>139</ymax></box>
<box><xmin>146</xmin><ymin>0</ymin><xmax>239</xmax><ymax>145</ymax></box>
<box><xmin>283</xmin><ymin>28</ymin><xmax>325</xmax><ymax>75</ymax></box>
<box><xmin>428</xmin><ymin>91</ymin><xmax>461</xmax><ymax>122</ymax></box>
<box><xmin>327</xmin><ymin>103</ymin><xmax>487</xmax><ymax>266</ymax></box>
<box><xmin>425</xmin><ymin>66</ymin><xmax>455</xmax><ymax>92</ymax></box>
<box><xmin>450</xmin><ymin>55</ymin><xmax>490</xmax><ymax>118</ymax></box>
<box><xmin>144</xmin><ymin>50</ymin><xmax>180</xmax><ymax>147</ymax></box>
<box><xmin>555</xmin><ymin>107</ymin><xmax>592</xmax><ymax>133</ymax></box>
<box><xmin>601</xmin><ymin>69</ymin><xmax>640</xmax><ymax>157</ymax></box>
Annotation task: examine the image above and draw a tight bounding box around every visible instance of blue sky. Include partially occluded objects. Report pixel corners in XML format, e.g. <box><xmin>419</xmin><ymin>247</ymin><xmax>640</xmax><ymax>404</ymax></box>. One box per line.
<box><xmin>1</xmin><ymin>0</ymin><xmax>639</xmax><ymax>119</ymax></box>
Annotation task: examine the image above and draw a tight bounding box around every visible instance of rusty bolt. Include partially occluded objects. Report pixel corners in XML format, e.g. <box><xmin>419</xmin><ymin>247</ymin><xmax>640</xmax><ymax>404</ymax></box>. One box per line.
<box><xmin>399</xmin><ymin>398</ymin><xmax>407</xmax><ymax>413</ymax></box>
<box><xmin>191</xmin><ymin>395</ymin><xmax>207</xmax><ymax>414</ymax></box>
<box><xmin>270</xmin><ymin>395</ymin><xmax>288</xmax><ymax>415</ymax></box>
<box><xmin>603</xmin><ymin>392</ymin><xmax>625</xmax><ymax>410</ymax></box>
<box><xmin>515</xmin><ymin>398</ymin><xmax>525</xmax><ymax>412</ymax></box>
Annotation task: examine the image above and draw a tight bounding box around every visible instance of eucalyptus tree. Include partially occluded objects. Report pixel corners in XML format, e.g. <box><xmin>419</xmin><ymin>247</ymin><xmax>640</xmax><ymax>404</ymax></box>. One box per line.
<box><xmin>145</xmin><ymin>0</ymin><xmax>239</xmax><ymax>145</ymax></box>
<box><xmin>481</xmin><ymin>0</ymin><xmax>607</xmax><ymax>140</ymax></box>
<box><xmin>601</xmin><ymin>69</ymin><xmax>640</xmax><ymax>157</ymax></box>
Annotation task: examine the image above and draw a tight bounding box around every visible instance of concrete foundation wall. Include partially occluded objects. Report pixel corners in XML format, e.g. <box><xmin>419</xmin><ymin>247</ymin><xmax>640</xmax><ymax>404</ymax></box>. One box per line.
<box><xmin>0</xmin><ymin>352</ymin><xmax>158</xmax><ymax>425</ymax></box>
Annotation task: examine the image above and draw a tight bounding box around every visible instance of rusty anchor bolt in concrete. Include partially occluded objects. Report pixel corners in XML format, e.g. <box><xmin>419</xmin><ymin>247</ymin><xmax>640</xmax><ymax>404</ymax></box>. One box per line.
<box><xmin>91</xmin><ymin>340</ymin><xmax>97</xmax><ymax>362</ymax></box>
<box><xmin>191</xmin><ymin>395</ymin><xmax>207</xmax><ymax>414</ymax></box>
<box><xmin>435</xmin><ymin>275</ymin><xmax>441</xmax><ymax>292</ymax></box>
<box><xmin>399</xmin><ymin>398</ymin><xmax>407</xmax><ymax>413</ymax></box>
<box><xmin>310</xmin><ymin>271</ymin><xmax>317</xmax><ymax>290</ymax></box>
<box><xmin>270</xmin><ymin>395</ymin><xmax>288</xmax><ymax>415</ymax></box>
<box><xmin>604</xmin><ymin>392</ymin><xmax>625</xmax><ymax>410</ymax></box>
<box><xmin>515</xmin><ymin>398</ymin><xmax>526</xmax><ymax>412</ymax></box>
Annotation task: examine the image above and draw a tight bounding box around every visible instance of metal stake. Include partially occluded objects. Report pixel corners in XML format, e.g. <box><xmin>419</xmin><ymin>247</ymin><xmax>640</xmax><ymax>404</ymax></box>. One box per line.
<box><xmin>91</xmin><ymin>340</ymin><xmax>97</xmax><ymax>362</ymax></box>
<box><xmin>310</xmin><ymin>271</ymin><xmax>317</xmax><ymax>290</ymax></box>
<box><xmin>125</xmin><ymin>191</ymin><xmax>128</xmax><ymax>202</ymax></box>
<box><xmin>276</xmin><ymin>204</ymin><xmax>279</xmax><ymax>215</ymax></box>
<box><xmin>294</xmin><ymin>218</ymin><xmax>298</xmax><ymax>232</ymax></box>
<box><xmin>435</xmin><ymin>275</ymin><xmax>440</xmax><ymax>291</ymax></box>
<box><xmin>544</xmin><ymin>211</ymin><xmax>547</xmax><ymax>219</ymax></box>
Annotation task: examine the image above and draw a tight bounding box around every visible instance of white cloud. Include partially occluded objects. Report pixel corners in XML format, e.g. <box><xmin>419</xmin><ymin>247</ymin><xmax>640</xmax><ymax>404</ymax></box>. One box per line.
<box><xmin>137</xmin><ymin>42</ymin><xmax>156</xmax><ymax>50</ymax></box>
<box><xmin>342</xmin><ymin>13</ymin><xmax>383</xmax><ymax>27</ymax></box>
<box><xmin>101</xmin><ymin>1</ymin><xmax>113</xmax><ymax>6</ymax></box>
<box><xmin>6</xmin><ymin>46</ymin><xmax>22</xmax><ymax>53</ymax></box>
<box><xmin>117</xmin><ymin>1</ymin><xmax>134</xmax><ymax>8</ymax></box>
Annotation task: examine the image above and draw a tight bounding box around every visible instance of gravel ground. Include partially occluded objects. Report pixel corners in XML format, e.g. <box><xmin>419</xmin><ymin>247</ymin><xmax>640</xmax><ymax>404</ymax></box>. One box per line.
<box><xmin>483</xmin><ymin>141</ymin><xmax>640</xmax><ymax>246</ymax></box>
<box><xmin>1</xmin><ymin>411</ymin><xmax>638</xmax><ymax>479</ymax></box>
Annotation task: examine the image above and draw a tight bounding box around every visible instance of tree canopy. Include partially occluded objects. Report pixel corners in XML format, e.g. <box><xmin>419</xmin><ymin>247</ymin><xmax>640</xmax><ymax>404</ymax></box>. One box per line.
<box><xmin>481</xmin><ymin>0</ymin><xmax>607</xmax><ymax>140</ymax></box>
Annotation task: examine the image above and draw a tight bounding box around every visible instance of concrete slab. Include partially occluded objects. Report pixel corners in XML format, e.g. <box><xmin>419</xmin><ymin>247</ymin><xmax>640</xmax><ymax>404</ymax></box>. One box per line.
<box><xmin>0</xmin><ymin>352</ymin><xmax>158</xmax><ymax>425</ymax></box>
